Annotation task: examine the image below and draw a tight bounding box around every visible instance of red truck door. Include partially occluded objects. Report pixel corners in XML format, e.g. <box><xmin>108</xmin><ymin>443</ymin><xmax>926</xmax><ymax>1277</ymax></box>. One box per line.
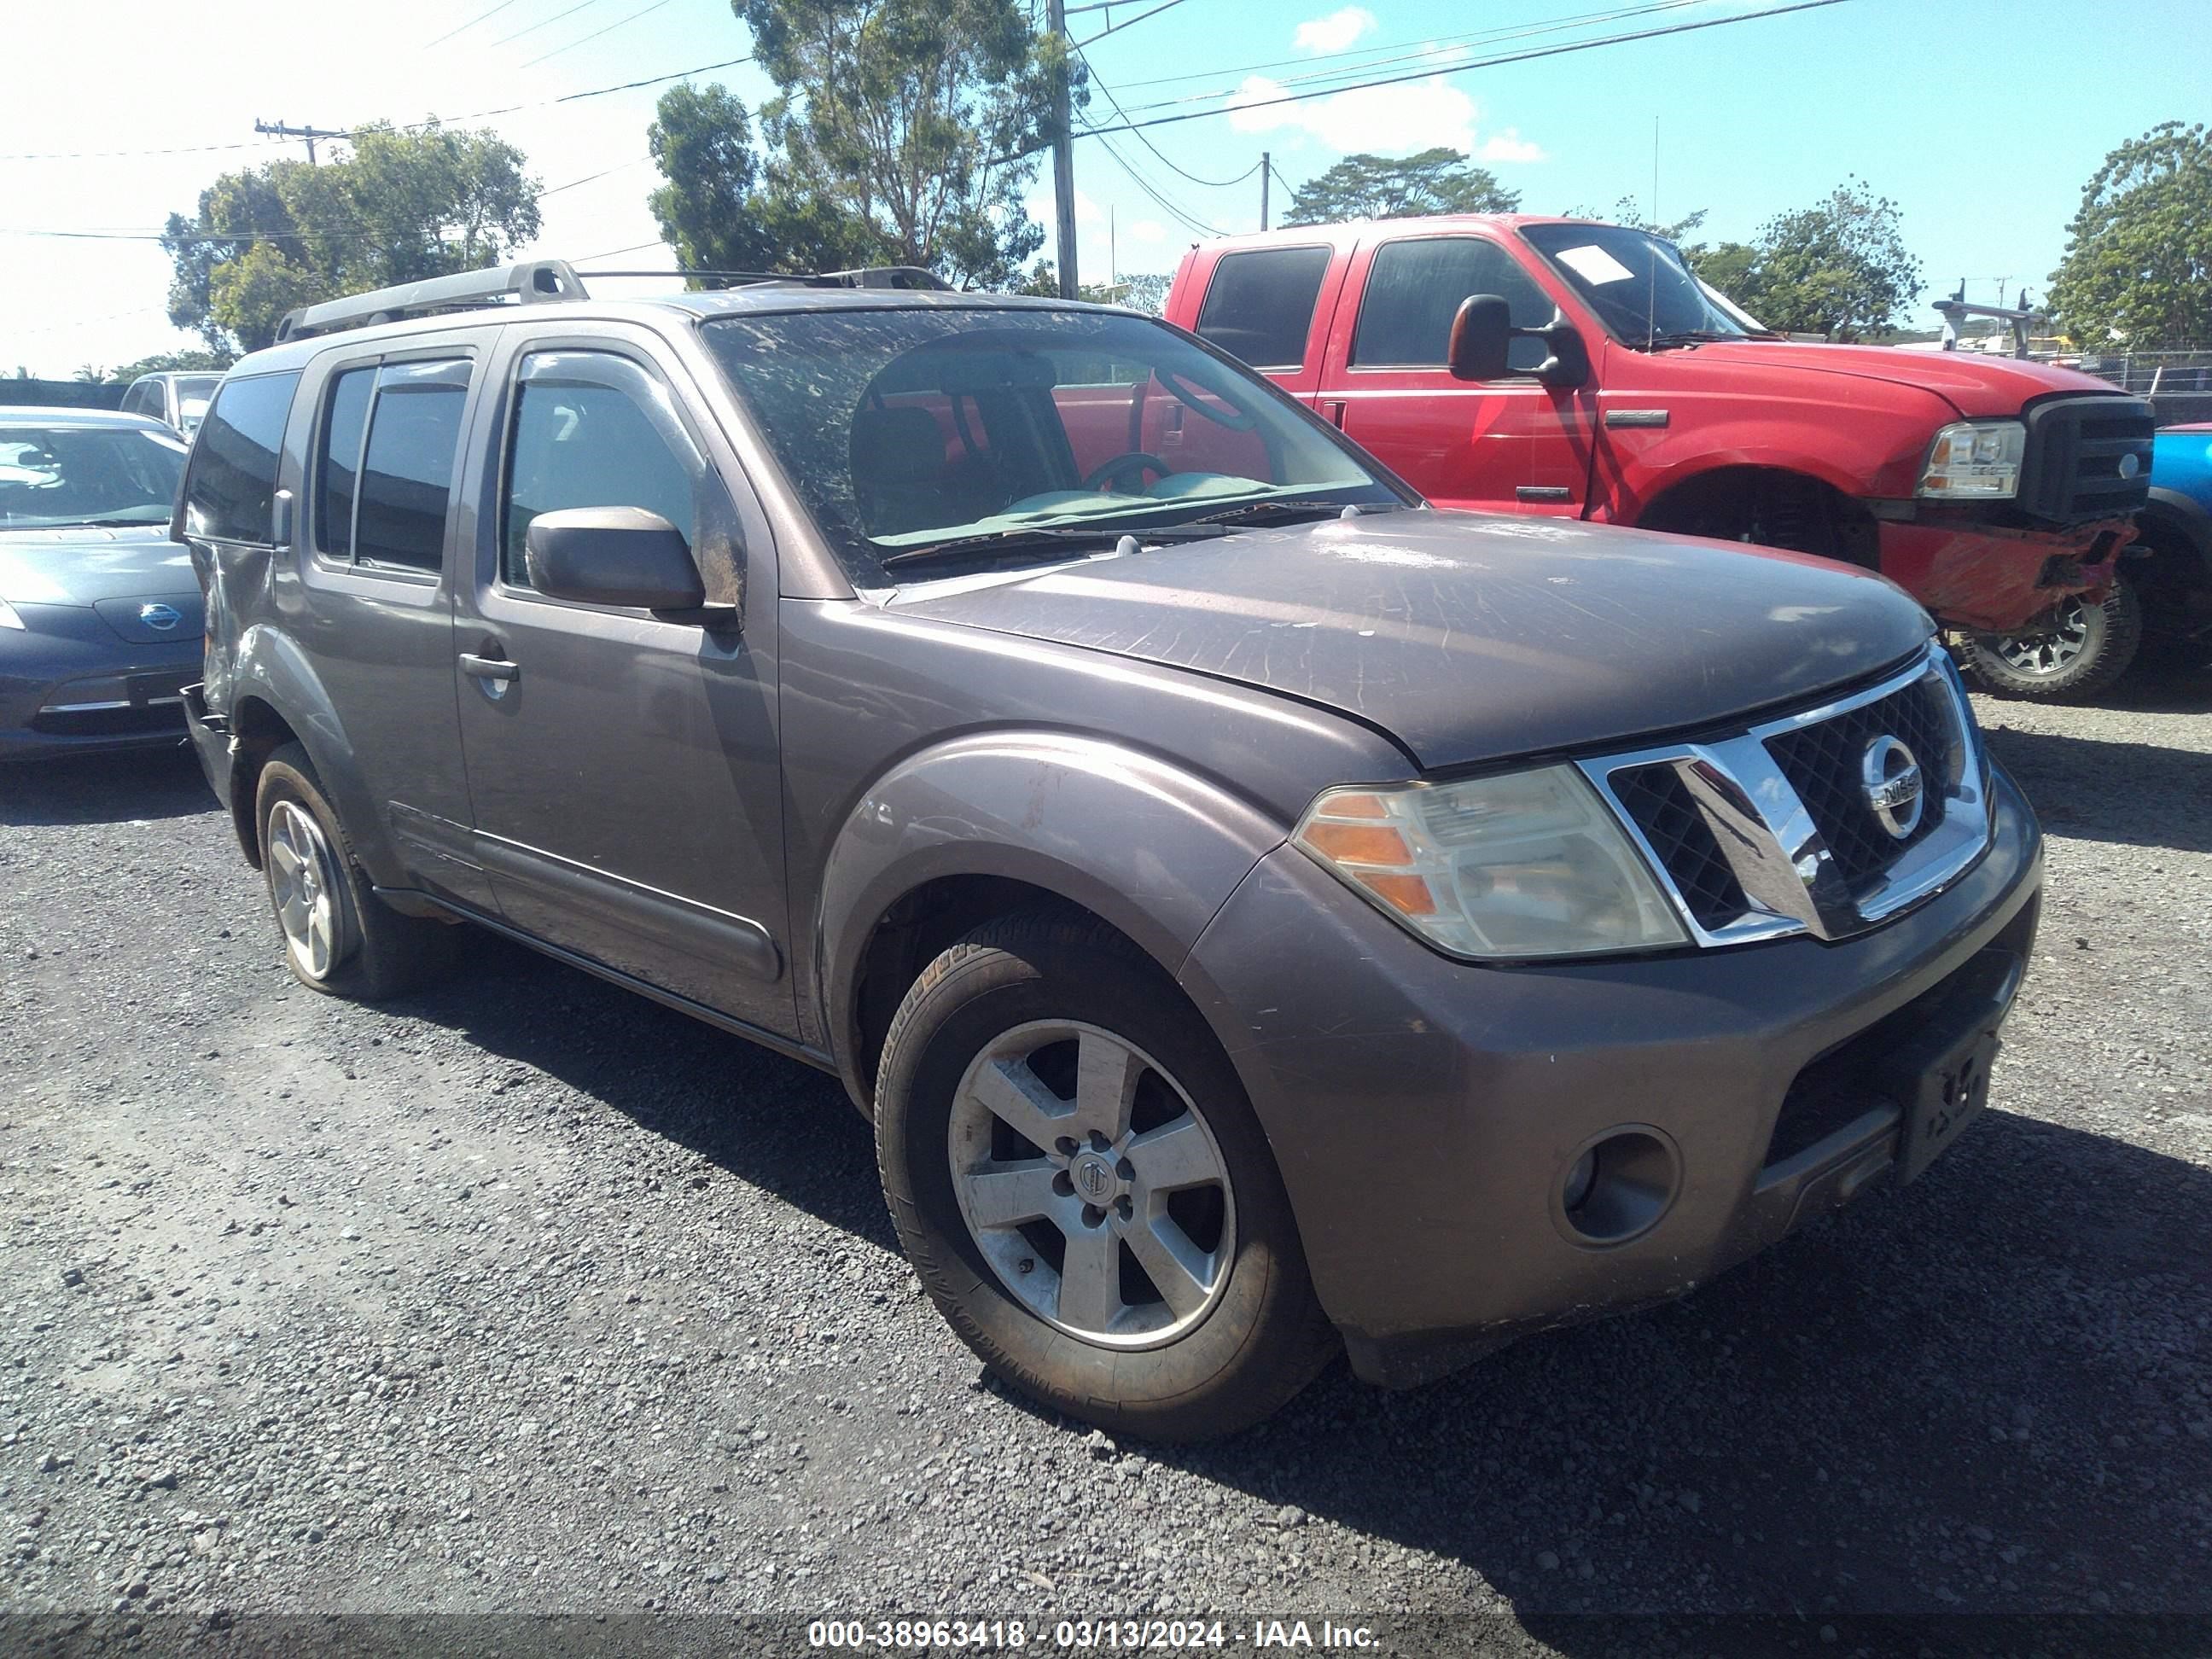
<box><xmin>1317</xmin><ymin>232</ymin><xmax>1594</xmax><ymax>516</ymax></box>
<box><xmin>1181</xmin><ymin>240</ymin><xmax>1349</xmax><ymax>407</ymax></box>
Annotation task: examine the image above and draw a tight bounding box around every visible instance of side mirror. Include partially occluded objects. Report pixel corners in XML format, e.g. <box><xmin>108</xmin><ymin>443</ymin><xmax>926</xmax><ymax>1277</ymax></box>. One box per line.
<box><xmin>1447</xmin><ymin>295</ymin><xmax>1592</xmax><ymax>393</ymax></box>
<box><xmin>524</xmin><ymin>506</ymin><xmax>713</xmax><ymax>617</ymax></box>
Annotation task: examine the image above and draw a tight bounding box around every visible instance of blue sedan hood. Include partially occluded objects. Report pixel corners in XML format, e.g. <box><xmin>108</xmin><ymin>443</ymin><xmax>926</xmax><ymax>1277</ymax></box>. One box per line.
<box><xmin>0</xmin><ymin>526</ymin><xmax>198</xmax><ymax>609</ymax></box>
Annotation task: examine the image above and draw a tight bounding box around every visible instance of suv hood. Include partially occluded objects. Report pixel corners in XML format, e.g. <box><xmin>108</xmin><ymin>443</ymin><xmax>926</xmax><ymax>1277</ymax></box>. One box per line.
<box><xmin>899</xmin><ymin>510</ymin><xmax>1932</xmax><ymax>769</ymax></box>
<box><xmin>1674</xmin><ymin>340</ymin><xmax>2122</xmax><ymax>419</ymax></box>
<box><xmin>0</xmin><ymin>526</ymin><xmax>196</xmax><ymax>608</ymax></box>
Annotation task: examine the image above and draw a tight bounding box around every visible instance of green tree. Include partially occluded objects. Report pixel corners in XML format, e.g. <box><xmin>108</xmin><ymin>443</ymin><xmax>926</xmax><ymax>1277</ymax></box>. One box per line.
<box><xmin>1281</xmin><ymin>148</ymin><xmax>1520</xmax><ymax>226</ymax></box>
<box><xmin>646</xmin><ymin>82</ymin><xmax>884</xmax><ymax>276</ymax></box>
<box><xmin>1719</xmin><ymin>178</ymin><xmax>1920</xmax><ymax>341</ymax></box>
<box><xmin>1568</xmin><ymin>195</ymin><xmax>1708</xmax><ymax>244</ymax></box>
<box><xmin>2046</xmin><ymin>121</ymin><xmax>2212</xmax><ymax>349</ymax></box>
<box><xmin>161</xmin><ymin>123</ymin><xmax>541</xmax><ymax>354</ymax></box>
<box><xmin>727</xmin><ymin>0</ymin><xmax>1072</xmax><ymax>288</ymax></box>
<box><xmin>108</xmin><ymin>349</ymin><xmax>236</xmax><ymax>381</ymax></box>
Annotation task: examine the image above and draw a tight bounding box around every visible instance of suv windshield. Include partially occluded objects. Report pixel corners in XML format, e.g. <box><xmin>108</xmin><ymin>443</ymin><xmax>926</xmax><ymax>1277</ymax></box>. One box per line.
<box><xmin>0</xmin><ymin>422</ymin><xmax>189</xmax><ymax>528</ymax></box>
<box><xmin>702</xmin><ymin>306</ymin><xmax>1394</xmax><ymax>584</ymax></box>
<box><xmin>1521</xmin><ymin>223</ymin><xmax>1774</xmax><ymax>350</ymax></box>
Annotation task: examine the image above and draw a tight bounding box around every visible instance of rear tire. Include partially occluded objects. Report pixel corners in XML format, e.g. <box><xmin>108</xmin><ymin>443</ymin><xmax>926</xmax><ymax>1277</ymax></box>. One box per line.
<box><xmin>255</xmin><ymin>742</ymin><xmax>457</xmax><ymax>999</ymax></box>
<box><xmin>874</xmin><ymin>909</ymin><xmax>1336</xmax><ymax>1441</ymax></box>
<box><xmin>1963</xmin><ymin>573</ymin><xmax>2143</xmax><ymax>701</ymax></box>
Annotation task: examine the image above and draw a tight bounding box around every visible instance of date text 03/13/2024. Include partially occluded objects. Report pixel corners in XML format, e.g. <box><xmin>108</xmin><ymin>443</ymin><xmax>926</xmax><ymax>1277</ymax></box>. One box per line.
<box><xmin>806</xmin><ymin>1620</ymin><xmax>1380</xmax><ymax>1650</ymax></box>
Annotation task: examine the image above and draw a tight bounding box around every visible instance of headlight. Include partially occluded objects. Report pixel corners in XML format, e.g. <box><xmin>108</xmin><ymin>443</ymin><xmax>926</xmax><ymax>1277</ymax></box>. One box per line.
<box><xmin>1918</xmin><ymin>420</ymin><xmax>2024</xmax><ymax>499</ymax></box>
<box><xmin>0</xmin><ymin>598</ymin><xmax>24</xmax><ymax>631</ymax></box>
<box><xmin>1293</xmin><ymin>766</ymin><xmax>1688</xmax><ymax>960</ymax></box>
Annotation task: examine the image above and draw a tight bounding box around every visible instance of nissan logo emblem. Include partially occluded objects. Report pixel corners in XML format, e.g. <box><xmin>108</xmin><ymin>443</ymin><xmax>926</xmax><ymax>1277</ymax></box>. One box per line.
<box><xmin>138</xmin><ymin>602</ymin><xmax>183</xmax><ymax>633</ymax></box>
<box><xmin>1860</xmin><ymin>735</ymin><xmax>1925</xmax><ymax>840</ymax></box>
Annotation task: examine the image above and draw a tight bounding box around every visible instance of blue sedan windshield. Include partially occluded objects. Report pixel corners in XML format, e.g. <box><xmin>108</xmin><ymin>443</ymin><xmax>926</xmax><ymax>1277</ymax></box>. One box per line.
<box><xmin>0</xmin><ymin>424</ymin><xmax>189</xmax><ymax>529</ymax></box>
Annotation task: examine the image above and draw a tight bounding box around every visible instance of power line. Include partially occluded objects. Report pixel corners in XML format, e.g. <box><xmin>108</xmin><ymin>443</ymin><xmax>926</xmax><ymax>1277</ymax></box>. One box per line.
<box><xmin>1073</xmin><ymin>0</ymin><xmax>1189</xmax><ymax>48</ymax></box>
<box><xmin>1111</xmin><ymin>0</ymin><xmax>1710</xmax><ymax>94</ymax></box>
<box><xmin>1072</xmin><ymin>0</ymin><xmax>1853</xmax><ymax>139</ymax></box>
<box><xmin>521</xmin><ymin>0</ymin><xmax>675</xmax><ymax>68</ymax></box>
<box><xmin>424</xmin><ymin>0</ymin><xmax>527</xmax><ymax>49</ymax></box>
<box><xmin>493</xmin><ymin>0</ymin><xmax>611</xmax><ymax>48</ymax></box>
<box><xmin>0</xmin><ymin>55</ymin><xmax>753</xmax><ymax>162</ymax></box>
<box><xmin>1077</xmin><ymin>52</ymin><xmax>1260</xmax><ymax>191</ymax></box>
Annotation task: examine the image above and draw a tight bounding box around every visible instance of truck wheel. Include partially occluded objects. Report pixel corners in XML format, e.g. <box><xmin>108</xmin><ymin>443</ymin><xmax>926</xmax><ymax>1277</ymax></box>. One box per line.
<box><xmin>874</xmin><ymin>909</ymin><xmax>1336</xmax><ymax>1441</ymax></box>
<box><xmin>255</xmin><ymin>742</ymin><xmax>457</xmax><ymax>1000</ymax></box>
<box><xmin>1962</xmin><ymin>573</ymin><xmax>2143</xmax><ymax>701</ymax></box>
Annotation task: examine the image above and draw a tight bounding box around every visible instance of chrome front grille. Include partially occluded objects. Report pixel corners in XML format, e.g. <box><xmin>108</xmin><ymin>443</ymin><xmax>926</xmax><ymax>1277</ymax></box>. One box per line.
<box><xmin>1587</xmin><ymin>646</ymin><xmax>1992</xmax><ymax>948</ymax></box>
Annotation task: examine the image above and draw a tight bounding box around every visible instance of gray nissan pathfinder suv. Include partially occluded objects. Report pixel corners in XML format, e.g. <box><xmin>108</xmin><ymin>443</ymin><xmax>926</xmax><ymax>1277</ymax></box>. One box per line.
<box><xmin>179</xmin><ymin>259</ymin><xmax>2042</xmax><ymax>1440</ymax></box>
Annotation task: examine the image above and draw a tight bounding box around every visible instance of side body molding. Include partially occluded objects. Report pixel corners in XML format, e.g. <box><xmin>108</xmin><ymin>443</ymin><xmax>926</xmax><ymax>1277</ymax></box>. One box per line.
<box><xmin>815</xmin><ymin>731</ymin><xmax>1291</xmax><ymax>1109</ymax></box>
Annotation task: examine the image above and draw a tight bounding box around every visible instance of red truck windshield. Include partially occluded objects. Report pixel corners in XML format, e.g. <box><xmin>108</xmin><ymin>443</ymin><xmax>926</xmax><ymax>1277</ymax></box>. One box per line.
<box><xmin>1522</xmin><ymin>223</ymin><xmax>1771</xmax><ymax>351</ymax></box>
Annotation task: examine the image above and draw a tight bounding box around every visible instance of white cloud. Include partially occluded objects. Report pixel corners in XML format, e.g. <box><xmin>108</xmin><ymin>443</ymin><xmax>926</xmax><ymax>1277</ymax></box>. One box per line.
<box><xmin>1294</xmin><ymin>8</ymin><xmax>1377</xmax><ymax>54</ymax></box>
<box><xmin>1128</xmin><ymin>218</ymin><xmax>1167</xmax><ymax>243</ymax></box>
<box><xmin>1477</xmin><ymin>130</ymin><xmax>1545</xmax><ymax>164</ymax></box>
<box><xmin>1225</xmin><ymin>73</ymin><xmax>1544</xmax><ymax>163</ymax></box>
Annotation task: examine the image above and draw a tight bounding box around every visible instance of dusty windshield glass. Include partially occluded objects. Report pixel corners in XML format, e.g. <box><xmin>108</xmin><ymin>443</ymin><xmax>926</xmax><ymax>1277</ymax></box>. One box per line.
<box><xmin>701</xmin><ymin>306</ymin><xmax>1392</xmax><ymax>584</ymax></box>
<box><xmin>1522</xmin><ymin>224</ymin><xmax>1771</xmax><ymax>348</ymax></box>
<box><xmin>0</xmin><ymin>423</ymin><xmax>188</xmax><ymax>528</ymax></box>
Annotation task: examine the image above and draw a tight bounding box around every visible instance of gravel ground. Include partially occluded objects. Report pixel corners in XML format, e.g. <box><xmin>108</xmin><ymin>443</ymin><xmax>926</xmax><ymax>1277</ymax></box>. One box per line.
<box><xmin>2</xmin><ymin>663</ymin><xmax>2209</xmax><ymax>1651</ymax></box>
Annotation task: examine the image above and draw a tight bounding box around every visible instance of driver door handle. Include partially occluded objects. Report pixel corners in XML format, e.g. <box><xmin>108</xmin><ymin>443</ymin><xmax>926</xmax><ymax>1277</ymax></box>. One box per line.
<box><xmin>458</xmin><ymin>652</ymin><xmax>519</xmax><ymax>683</ymax></box>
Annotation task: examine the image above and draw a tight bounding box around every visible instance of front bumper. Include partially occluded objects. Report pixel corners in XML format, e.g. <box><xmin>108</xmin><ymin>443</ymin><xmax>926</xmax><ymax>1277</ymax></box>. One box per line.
<box><xmin>1176</xmin><ymin>764</ymin><xmax>2042</xmax><ymax>1388</ymax></box>
<box><xmin>1877</xmin><ymin>515</ymin><xmax>2130</xmax><ymax>633</ymax></box>
<box><xmin>0</xmin><ymin>625</ymin><xmax>202</xmax><ymax>762</ymax></box>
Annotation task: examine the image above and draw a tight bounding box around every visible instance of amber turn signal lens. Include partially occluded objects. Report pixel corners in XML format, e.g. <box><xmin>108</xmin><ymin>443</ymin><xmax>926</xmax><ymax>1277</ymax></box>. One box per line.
<box><xmin>1300</xmin><ymin>822</ymin><xmax>1412</xmax><ymax>864</ymax></box>
<box><xmin>1355</xmin><ymin>870</ymin><xmax>1437</xmax><ymax>916</ymax></box>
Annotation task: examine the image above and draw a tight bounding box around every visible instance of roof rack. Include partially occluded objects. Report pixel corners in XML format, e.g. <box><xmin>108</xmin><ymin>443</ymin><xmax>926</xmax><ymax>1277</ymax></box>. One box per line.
<box><xmin>275</xmin><ymin>259</ymin><xmax>585</xmax><ymax>343</ymax></box>
<box><xmin>272</xmin><ymin>259</ymin><xmax>952</xmax><ymax>343</ymax></box>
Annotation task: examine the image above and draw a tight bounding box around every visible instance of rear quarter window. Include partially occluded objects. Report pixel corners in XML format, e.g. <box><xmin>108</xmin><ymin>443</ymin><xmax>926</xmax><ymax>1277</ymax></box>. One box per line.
<box><xmin>1193</xmin><ymin>246</ymin><xmax>1331</xmax><ymax>371</ymax></box>
<box><xmin>182</xmin><ymin>372</ymin><xmax>300</xmax><ymax>544</ymax></box>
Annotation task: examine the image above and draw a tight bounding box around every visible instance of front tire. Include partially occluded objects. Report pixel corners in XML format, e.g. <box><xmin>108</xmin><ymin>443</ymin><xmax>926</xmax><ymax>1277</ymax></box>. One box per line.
<box><xmin>1963</xmin><ymin>572</ymin><xmax>2144</xmax><ymax>701</ymax></box>
<box><xmin>874</xmin><ymin>910</ymin><xmax>1336</xmax><ymax>1441</ymax></box>
<box><xmin>255</xmin><ymin>742</ymin><xmax>456</xmax><ymax>999</ymax></box>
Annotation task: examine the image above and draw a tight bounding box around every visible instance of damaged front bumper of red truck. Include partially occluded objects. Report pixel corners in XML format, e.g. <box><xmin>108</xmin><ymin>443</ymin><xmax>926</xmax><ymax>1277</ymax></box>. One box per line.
<box><xmin>1874</xmin><ymin>511</ymin><xmax>2135</xmax><ymax>635</ymax></box>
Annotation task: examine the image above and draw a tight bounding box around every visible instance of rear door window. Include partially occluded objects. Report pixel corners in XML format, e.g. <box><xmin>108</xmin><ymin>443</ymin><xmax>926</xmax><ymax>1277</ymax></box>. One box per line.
<box><xmin>1352</xmin><ymin>238</ymin><xmax>1555</xmax><ymax>370</ymax></box>
<box><xmin>353</xmin><ymin>359</ymin><xmax>469</xmax><ymax>572</ymax></box>
<box><xmin>181</xmin><ymin>371</ymin><xmax>300</xmax><ymax>544</ymax></box>
<box><xmin>1193</xmin><ymin>246</ymin><xmax>1331</xmax><ymax>370</ymax></box>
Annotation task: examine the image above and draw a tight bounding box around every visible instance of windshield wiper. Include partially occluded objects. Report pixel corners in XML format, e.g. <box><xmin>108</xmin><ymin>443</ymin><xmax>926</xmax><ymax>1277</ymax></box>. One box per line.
<box><xmin>878</xmin><ymin>522</ymin><xmax>1225</xmax><ymax>573</ymax></box>
<box><xmin>1195</xmin><ymin>497</ymin><xmax>1375</xmax><ymax>527</ymax></box>
<box><xmin>1644</xmin><ymin>329</ymin><xmax>1742</xmax><ymax>349</ymax></box>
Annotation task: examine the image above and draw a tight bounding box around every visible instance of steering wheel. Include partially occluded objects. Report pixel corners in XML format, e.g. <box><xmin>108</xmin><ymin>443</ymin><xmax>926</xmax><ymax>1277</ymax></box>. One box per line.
<box><xmin>1082</xmin><ymin>451</ymin><xmax>1173</xmax><ymax>493</ymax></box>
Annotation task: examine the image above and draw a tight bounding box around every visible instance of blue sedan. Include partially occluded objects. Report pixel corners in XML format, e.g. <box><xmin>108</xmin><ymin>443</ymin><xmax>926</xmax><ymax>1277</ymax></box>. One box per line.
<box><xmin>0</xmin><ymin>407</ymin><xmax>201</xmax><ymax>761</ymax></box>
<box><xmin>2137</xmin><ymin>423</ymin><xmax>2212</xmax><ymax>667</ymax></box>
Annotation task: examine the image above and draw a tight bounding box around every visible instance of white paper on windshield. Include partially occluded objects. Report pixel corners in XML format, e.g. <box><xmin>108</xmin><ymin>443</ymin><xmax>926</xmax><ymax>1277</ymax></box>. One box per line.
<box><xmin>1554</xmin><ymin>244</ymin><xmax>1637</xmax><ymax>286</ymax></box>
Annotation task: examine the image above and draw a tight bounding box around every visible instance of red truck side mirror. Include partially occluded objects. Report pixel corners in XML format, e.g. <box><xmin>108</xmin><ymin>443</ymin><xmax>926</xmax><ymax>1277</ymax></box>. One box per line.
<box><xmin>1448</xmin><ymin>295</ymin><xmax>1592</xmax><ymax>393</ymax></box>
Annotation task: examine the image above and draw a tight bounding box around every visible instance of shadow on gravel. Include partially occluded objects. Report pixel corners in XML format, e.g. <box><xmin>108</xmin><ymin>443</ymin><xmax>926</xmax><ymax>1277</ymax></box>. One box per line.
<box><xmin>1147</xmin><ymin>1106</ymin><xmax>2212</xmax><ymax>1621</ymax></box>
<box><xmin>0</xmin><ymin>742</ymin><xmax>212</xmax><ymax>826</ymax></box>
<box><xmin>399</xmin><ymin>930</ymin><xmax>892</xmax><ymax>1249</ymax></box>
<box><xmin>401</xmin><ymin>928</ymin><xmax>2212</xmax><ymax>1620</ymax></box>
<box><xmin>1982</xmin><ymin>724</ymin><xmax>2212</xmax><ymax>854</ymax></box>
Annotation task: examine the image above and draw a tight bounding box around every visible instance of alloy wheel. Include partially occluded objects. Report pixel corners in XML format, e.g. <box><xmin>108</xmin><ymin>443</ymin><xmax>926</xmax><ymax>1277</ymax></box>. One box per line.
<box><xmin>1994</xmin><ymin>597</ymin><xmax>2092</xmax><ymax>678</ymax></box>
<box><xmin>265</xmin><ymin>799</ymin><xmax>345</xmax><ymax>981</ymax></box>
<box><xmin>948</xmin><ymin>1020</ymin><xmax>1236</xmax><ymax>1349</ymax></box>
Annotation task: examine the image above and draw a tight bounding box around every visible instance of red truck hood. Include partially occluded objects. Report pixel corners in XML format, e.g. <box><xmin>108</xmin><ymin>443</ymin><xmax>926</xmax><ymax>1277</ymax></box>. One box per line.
<box><xmin>1675</xmin><ymin>341</ymin><xmax>2121</xmax><ymax>418</ymax></box>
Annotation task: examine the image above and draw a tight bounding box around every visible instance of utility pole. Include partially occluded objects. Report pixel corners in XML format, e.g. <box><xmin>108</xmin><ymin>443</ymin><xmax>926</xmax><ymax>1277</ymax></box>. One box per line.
<box><xmin>1260</xmin><ymin>152</ymin><xmax>1270</xmax><ymax>231</ymax></box>
<box><xmin>255</xmin><ymin>119</ymin><xmax>352</xmax><ymax>165</ymax></box>
<box><xmin>1048</xmin><ymin>0</ymin><xmax>1078</xmax><ymax>299</ymax></box>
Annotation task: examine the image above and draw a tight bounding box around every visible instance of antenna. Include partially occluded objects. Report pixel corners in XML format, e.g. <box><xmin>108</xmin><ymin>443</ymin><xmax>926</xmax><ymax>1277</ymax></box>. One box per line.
<box><xmin>1646</xmin><ymin>114</ymin><xmax>1660</xmax><ymax>349</ymax></box>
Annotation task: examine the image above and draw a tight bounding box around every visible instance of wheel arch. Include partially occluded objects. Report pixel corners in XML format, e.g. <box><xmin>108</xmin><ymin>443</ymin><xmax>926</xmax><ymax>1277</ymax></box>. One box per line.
<box><xmin>219</xmin><ymin>625</ymin><xmax>393</xmax><ymax>878</ymax></box>
<box><xmin>1633</xmin><ymin>462</ymin><xmax>1882</xmax><ymax>568</ymax></box>
<box><xmin>2138</xmin><ymin>487</ymin><xmax>2212</xmax><ymax>590</ymax></box>
<box><xmin>814</xmin><ymin>731</ymin><xmax>1289</xmax><ymax>1115</ymax></box>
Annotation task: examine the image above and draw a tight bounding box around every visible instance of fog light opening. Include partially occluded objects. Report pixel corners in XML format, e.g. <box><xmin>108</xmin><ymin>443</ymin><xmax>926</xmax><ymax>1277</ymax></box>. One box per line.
<box><xmin>1562</xmin><ymin>1149</ymin><xmax>1598</xmax><ymax>1214</ymax></box>
<box><xmin>1557</xmin><ymin>1128</ymin><xmax>1679</xmax><ymax>1246</ymax></box>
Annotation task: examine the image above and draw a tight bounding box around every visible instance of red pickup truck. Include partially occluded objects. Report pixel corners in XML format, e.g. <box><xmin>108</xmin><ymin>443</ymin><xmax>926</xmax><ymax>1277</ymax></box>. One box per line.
<box><xmin>1166</xmin><ymin>217</ymin><xmax>2157</xmax><ymax>698</ymax></box>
